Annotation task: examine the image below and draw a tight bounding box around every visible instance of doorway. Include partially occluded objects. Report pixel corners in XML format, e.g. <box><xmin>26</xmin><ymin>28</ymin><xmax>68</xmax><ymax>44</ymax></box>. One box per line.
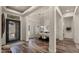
<box><xmin>6</xmin><ymin>19</ymin><xmax>20</xmax><ymax>44</ymax></box>
<box><xmin>63</xmin><ymin>17</ymin><xmax>73</xmax><ymax>39</ymax></box>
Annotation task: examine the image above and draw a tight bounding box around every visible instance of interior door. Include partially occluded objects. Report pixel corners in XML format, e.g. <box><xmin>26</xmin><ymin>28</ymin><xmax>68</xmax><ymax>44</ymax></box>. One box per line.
<box><xmin>6</xmin><ymin>19</ymin><xmax>20</xmax><ymax>43</ymax></box>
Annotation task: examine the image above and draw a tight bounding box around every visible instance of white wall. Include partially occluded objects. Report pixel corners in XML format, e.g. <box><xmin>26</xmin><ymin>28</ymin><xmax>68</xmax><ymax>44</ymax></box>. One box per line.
<box><xmin>56</xmin><ymin>10</ymin><xmax>63</xmax><ymax>40</ymax></box>
<box><xmin>63</xmin><ymin>17</ymin><xmax>73</xmax><ymax>39</ymax></box>
<box><xmin>25</xmin><ymin>12</ymin><xmax>41</xmax><ymax>39</ymax></box>
<box><xmin>59</xmin><ymin>17</ymin><xmax>64</xmax><ymax>40</ymax></box>
<box><xmin>25</xmin><ymin>9</ymin><xmax>40</xmax><ymax>40</ymax></box>
<box><xmin>20</xmin><ymin>16</ymin><xmax>26</xmax><ymax>41</ymax></box>
<box><xmin>73</xmin><ymin>14</ymin><xmax>79</xmax><ymax>43</ymax></box>
<box><xmin>73</xmin><ymin>8</ymin><xmax>79</xmax><ymax>43</ymax></box>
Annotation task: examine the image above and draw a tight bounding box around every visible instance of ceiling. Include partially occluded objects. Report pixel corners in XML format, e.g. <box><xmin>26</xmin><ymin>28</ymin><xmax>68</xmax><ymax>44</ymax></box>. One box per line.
<box><xmin>59</xmin><ymin>6</ymin><xmax>75</xmax><ymax>14</ymax></box>
<box><xmin>6</xmin><ymin>6</ymin><xmax>31</xmax><ymax>13</ymax></box>
<box><xmin>6</xmin><ymin>6</ymin><xmax>77</xmax><ymax>15</ymax></box>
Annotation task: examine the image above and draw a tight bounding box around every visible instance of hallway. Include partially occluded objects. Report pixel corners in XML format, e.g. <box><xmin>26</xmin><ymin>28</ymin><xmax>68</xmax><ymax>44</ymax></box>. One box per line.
<box><xmin>56</xmin><ymin>39</ymin><xmax>79</xmax><ymax>53</ymax></box>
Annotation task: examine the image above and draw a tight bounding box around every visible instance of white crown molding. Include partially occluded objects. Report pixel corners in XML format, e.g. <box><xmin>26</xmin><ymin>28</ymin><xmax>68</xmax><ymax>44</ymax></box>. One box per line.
<box><xmin>5</xmin><ymin>8</ymin><xmax>22</xmax><ymax>15</ymax></box>
<box><xmin>22</xmin><ymin>6</ymin><xmax>41</xmax><ymax>16</ymax></box>
<box><xmin>5</xmin><ymin>6</ymin><xmax>41</xmax><ymax>16</ymax></box>
<box><xmin>55</xmin><ymin>6</ymin><xmax>63</xmax><ymax>17</ymax></box>
<box><xmin>74</xmin><ymin>6</ymin><xmax>78</xmax><ymax>14</ymax></box>
<box><xmin>63</xmin><ymin>12</ymin><xmax>74</xmax><ymax>17</ymax></box>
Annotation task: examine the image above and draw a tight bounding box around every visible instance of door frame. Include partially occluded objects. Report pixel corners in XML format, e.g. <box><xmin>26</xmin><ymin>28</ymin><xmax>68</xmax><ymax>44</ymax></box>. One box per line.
<box><xmin>6</xmin><ymin>19</ymin><xmax>20</xmax><ymax>44</ymax></box>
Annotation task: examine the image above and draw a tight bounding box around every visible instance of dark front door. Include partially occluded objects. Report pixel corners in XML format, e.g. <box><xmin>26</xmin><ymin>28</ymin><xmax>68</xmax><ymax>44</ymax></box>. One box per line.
<box><xmin>6</xmin><ymin>19</ymin><xmax>20</xmax><ymax>44</ymax></box>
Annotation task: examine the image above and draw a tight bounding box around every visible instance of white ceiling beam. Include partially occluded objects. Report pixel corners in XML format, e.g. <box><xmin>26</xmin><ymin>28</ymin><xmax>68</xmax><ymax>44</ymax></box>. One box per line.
<box><xmin>55</xmin><ymin>6</ymin><xmax>63</xmax><ymax>17</ymax></box>
<box><xmin>5</xmin><ymin>8</ymin><xmax>22</xmax><ymax>15</ymax></box>
<box><xmin>74</xmin><ymin>6</ymin><xmax>78</xmax><ymax>14</ymax></box>
<box><xmin>22</xmin><ymin>6</ymin><xmax>41</xmax><ymax>16</ymax></box>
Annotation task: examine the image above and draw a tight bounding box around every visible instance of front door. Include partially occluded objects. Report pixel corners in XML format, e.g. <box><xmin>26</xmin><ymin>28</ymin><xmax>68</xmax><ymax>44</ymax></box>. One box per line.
<box><xmin>6</xmin><ymin>19</ymin><xmax>20</xmax><ymax>44</ymax></box>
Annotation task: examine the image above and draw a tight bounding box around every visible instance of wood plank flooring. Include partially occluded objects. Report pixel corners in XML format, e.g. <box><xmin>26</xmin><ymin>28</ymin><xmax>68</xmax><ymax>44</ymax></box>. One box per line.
<box><xmin>2</xmin><ymin>39</ymin><xmax>49</xmax><ymax>53</ymax></box>
<box><xmin>2</xmin><ymin>38</ymin><xmax>79</xmax><ymax>53</ymax></box>
<box><xmin>56</xmin><ymin>39</ymin><xmax>79</xmax><ymax>53</ymax></box>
